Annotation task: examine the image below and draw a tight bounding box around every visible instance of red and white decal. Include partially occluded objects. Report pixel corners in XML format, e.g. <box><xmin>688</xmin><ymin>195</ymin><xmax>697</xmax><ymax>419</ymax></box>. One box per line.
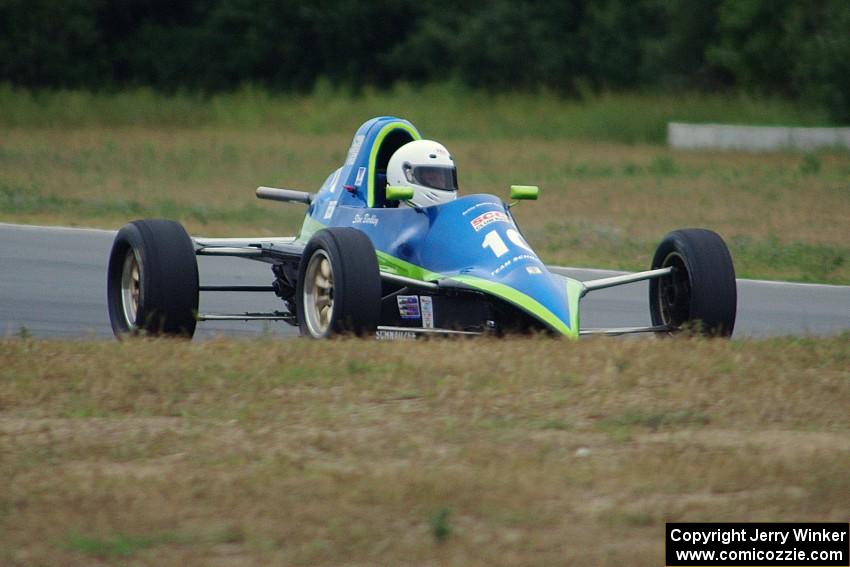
<box><xmin>470</xmin><ymin>211</ymin><xmax>509</xmax><ymax>232</ymax></box>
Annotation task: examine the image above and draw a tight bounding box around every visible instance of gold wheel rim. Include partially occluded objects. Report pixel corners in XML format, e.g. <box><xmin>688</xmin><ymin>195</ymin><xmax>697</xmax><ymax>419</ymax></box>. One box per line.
<box><xmin>120</xmin><ymin>249</ymin><xmax>141</xmax><ymax>328</ymax></box>
<box><xmin>304</xmin><ymin>250</ymin><xmax>334</xmax><ymax>337</ymax></box>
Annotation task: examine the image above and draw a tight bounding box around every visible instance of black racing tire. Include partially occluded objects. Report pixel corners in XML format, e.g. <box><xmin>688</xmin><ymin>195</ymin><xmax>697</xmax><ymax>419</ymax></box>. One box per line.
<box><xmin>295</xmin><ymin>228</ymin><xmax>381</xmax><ymax>338</ymax></box>
<box><xmin>649</xmin><ymin>228</ymin><xmax>736</xmax><ymax>337</ymax></box>
<box><xmin>107</xmin><ymin>219</ymin><xmax>199</xmax><ymax>338</ymax></box>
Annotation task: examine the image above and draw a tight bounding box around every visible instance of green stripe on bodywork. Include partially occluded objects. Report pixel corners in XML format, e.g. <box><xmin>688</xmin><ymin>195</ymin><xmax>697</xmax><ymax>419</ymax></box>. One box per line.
<box><xmin>565</xmin><ymin>276</ymin><xmax>583</xmax><ymax>336</ymax></box>
<box><xmin>367</xmin><ymin>122</ymin><xmax>421</xmax><ymax>207</ymax></box>
<box><xmin>450</xmin><ymin>274</ymin><xmax>578</xmax><ymax>339</ymax></box>
<box><xmin>297</xmin><ymin>215</ymin><xmax>327</xmax><ymax>243</ymax></box>
<box><xmin>375</xmin><ymin>251</ymin><xmax>441</xmax><ymax>281</ymax></box>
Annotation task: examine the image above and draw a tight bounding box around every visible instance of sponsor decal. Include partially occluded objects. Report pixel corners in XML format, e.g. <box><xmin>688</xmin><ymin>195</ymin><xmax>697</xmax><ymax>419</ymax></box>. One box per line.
<box><xmin>328</xmin><ymin>169</ymin><xmax>341</xmax><ymax>193</ymax></box>
<box><xmin>323</xmin><ymin>199</ymin><xmax>337</xmax><ymax>220</ymax></box>
<box><xmin>526</xmin><ymin>266</ymin><xmax>543</xmax><ymax>275</ymax></box>
<box><xmin>345</xmin><ymin>135</ymin><xmax>364</xmax><ymax>165</ymax></box>
<box><xmin>420</xmin><ymin>296</ymin><xmax>434</xmax><ymax>328</ymax></box>
<box><xmin>397</xmin><ymin>295</ymin><xmax>421</xmax><ymax>319</ymax></box>
<box><xmin>471</xmin><ymin>211</ymin><xmax>509</xmax><ymax>232</ymax></box>
<box><xmin>352</xmin><ymin>212</ymin><xmax>379</xmax><ymax>226</ymax></box>
<box><xmin>462</xmin><ymin>201</ymin><xmax>500</xmax><ymax>216</ymax></box>
<box><xmin>355</xmin><ymin>166</ymin><xmax>367</xmax><ymax>187</ymax></box>
<box><xmin>376</xmin><ymin>329</ymin><xmax>417</xmax><ymax>341</ymax></box>
<box><xmin>490</xmin><ymin>254</ymin><xmax>538</xmax><ymax>277</ymax></box>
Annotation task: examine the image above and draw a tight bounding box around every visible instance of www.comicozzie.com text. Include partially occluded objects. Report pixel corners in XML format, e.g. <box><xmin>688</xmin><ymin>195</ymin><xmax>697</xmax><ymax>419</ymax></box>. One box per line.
<box><xmin>670</xmin><ymin>526</ymin><xmax>847</xmax><ymax>546</ymax></box>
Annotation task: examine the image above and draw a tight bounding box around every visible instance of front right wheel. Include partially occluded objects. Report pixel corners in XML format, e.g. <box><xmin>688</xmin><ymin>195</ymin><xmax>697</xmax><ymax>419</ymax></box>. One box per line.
<box><xmin>649</xmin><ymin>228</ymin><xmax>737</xmax><ymax>337</ymax></box>
<box><xmin>295</xmin><ymin>228</ymin><xmax>381</xmax><ymax>338</ymax></box>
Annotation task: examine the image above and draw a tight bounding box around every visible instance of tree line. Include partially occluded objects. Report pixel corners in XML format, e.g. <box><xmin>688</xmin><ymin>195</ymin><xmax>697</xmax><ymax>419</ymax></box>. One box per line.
<box><xmin>1</xmin><ymin>0</ymin><xmax>847</xmax><ymax>120</ymax></box>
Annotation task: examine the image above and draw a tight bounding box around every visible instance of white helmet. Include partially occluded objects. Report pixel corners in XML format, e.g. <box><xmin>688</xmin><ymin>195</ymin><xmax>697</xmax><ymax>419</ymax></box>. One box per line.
<box><xmin>386</xmin><ymin>140</ymin><xmax>458</xmax><ymax>207</ymax></box>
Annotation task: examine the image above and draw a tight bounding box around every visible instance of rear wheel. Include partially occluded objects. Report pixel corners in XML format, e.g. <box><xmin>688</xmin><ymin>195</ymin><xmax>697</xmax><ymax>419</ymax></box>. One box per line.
<box><xmin>107</xmin><ymin>219</ymin><xmax>199</xmax><ymax>338</ymax></box>
<box><xmin>649</xmin><ymin>228</ymin><xmax>736</xmax><ymax>337</ymax></box>
<box><xmin>296</xmin><ymin>228</ymin><xmax>381</xmax><ymax>338</ymax></box>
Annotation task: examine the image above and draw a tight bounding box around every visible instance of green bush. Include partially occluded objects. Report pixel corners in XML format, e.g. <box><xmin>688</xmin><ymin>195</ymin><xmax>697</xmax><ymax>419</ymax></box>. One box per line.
<box><xmin>0</xmin><ymin>0</ymin><xmax>847</xmax><ymax>121</ymax></box>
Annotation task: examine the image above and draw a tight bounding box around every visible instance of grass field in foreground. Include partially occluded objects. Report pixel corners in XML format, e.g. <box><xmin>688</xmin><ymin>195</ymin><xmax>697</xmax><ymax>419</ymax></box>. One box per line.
<box><xmin>1</xmin><ymin>336</ymin><xmax>848</xmax><ymax>566</ymax></box>
<box><xmin>1</xmin><ymin>127</ymin><xmax>848</xmax><ymax>283</ymax></box>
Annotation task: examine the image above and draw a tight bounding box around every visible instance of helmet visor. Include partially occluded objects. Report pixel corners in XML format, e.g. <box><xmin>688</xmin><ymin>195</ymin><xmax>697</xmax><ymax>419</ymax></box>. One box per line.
<box><xmin>407</xmin><ymin>165</ymin><xmax>458</xmax><ymax>192</ymax></box>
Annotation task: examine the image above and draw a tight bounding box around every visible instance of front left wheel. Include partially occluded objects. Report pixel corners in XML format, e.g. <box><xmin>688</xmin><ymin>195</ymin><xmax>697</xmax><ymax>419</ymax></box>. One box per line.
<box><xmin>649</xmin><ymin>228</ymin><xmax>737</xmax><ymax>337</ymax></box>
<box><xmin>107</xmin><ymin>219</ymin><xmax>199</xmax><ymax>338</ymax></box>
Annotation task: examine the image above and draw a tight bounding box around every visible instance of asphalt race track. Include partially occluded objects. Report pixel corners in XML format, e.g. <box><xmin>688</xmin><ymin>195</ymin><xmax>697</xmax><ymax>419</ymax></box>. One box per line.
<box><xmin>1</xmin><ymin>223</ymin><xmax>848</xmax><ymax>339</ymax></box>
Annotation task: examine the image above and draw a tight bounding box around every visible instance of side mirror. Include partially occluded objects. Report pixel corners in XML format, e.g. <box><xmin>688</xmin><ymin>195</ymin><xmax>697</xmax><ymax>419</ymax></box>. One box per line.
<box><xmin>386</xmin><ymin>185</ymin><xmax>415</xmax><ymax>201</ymax></box>
<box><xmin>510</xmin><ymin>185</ymin><xmax>539</xmax><ymax>201</ymax></box>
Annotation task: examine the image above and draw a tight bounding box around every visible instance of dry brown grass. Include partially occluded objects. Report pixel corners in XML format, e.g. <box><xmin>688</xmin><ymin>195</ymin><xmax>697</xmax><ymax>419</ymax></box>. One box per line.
<box><xmin>1</xmin><ymin>128</ymin><xmax>848</xmax><ymax>281</ymax></box>
<box><xmin>1</xmin><ymin>336</ymin><xmax>848</xmax><ymax>566</ymax></box>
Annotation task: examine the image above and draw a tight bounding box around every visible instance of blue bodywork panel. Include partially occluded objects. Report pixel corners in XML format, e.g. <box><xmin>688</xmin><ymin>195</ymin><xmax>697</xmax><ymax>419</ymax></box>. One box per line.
<box><xmin>296</xmin><ymin>116</ymin><xmax>581</xmax><ymax>337</ymax></box>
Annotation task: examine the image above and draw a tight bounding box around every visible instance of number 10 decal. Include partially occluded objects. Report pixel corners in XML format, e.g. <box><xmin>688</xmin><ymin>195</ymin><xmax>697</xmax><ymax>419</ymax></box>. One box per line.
<box><xmin>482</xmin><ymin>228</ymin><xmax>533</xmax><ymax>258</ymax></box>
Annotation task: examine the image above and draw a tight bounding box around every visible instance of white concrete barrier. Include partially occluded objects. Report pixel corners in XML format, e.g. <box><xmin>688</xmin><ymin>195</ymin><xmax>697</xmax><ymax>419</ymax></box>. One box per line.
<box><xmin>668</xmin><ymin>122</ymin><xmax>850</xmax><ymax>151</ymax></box>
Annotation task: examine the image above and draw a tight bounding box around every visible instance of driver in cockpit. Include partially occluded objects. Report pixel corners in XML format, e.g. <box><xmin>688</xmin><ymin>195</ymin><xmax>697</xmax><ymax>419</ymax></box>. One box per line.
<box><xmin>386</xmin><ymin>140</ymin><xmax>458</xmax><ymax>207</ymax></box>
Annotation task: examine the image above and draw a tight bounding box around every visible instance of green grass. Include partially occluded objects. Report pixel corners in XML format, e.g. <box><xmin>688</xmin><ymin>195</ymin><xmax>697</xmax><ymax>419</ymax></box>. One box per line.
<box><xmin>0</xmin><ymin>83</ymin><xmax>835</xmax><ymax>144</ymax></box>
<box><xmin>63</xmin><ymin>532</ymin><xmax>187</xmax><ymax>557</ymax></box>
<box><xmin>1</xmin><ymin>336</ymin><xmax>848</xmax><ymax>566</ymax></box>
<box><xmin>0</xmin><ymin>89</ymin><xmax>847</xmax><ymax>283</ymax></box>
<box><xmin>0</xmin><ymin>181</ymin><xmax>282</xmax><ymax>226</ymax></box>
<box><xmin>531</xmin><ymin>221</ymin><xmax>848</xmax><ymax>283</ymax></box>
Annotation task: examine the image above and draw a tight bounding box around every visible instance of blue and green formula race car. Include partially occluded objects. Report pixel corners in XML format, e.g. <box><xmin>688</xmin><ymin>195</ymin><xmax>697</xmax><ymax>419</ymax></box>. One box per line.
<box><xmin>106</xmin><ymin>116</ymin><xmax>737</xmax><ymax>340</ymax></box>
